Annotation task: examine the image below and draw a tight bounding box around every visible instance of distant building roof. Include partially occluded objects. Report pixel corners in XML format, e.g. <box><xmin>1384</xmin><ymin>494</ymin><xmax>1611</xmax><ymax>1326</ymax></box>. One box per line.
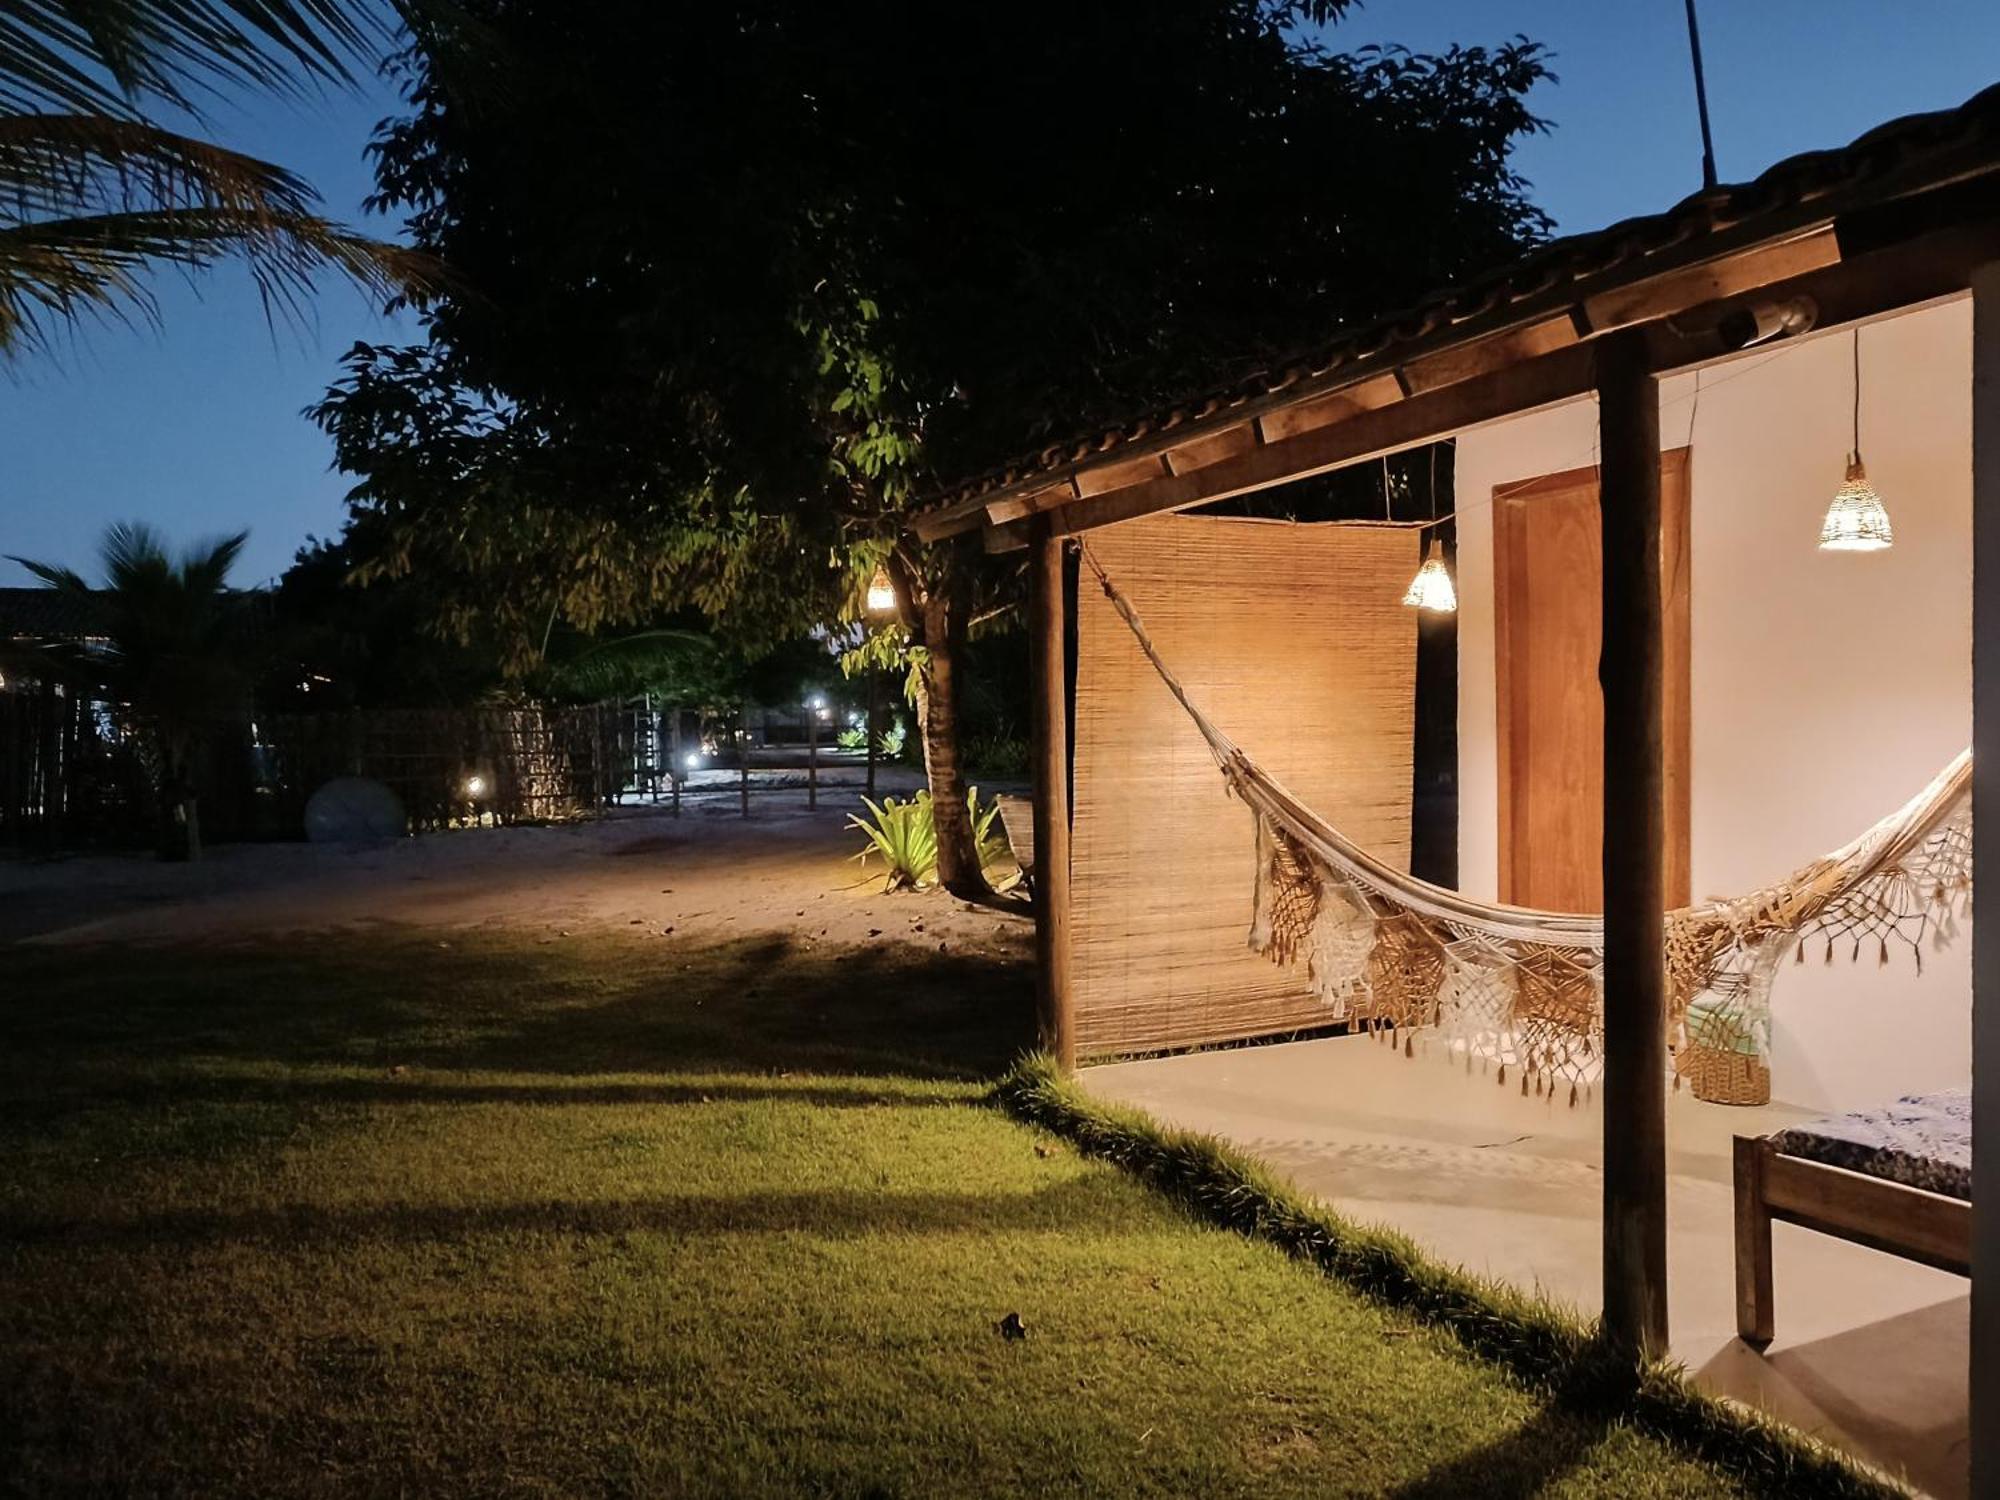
<box><xmin>0</xmin><ymin>587</ymin><xmax>106</xmax><ymax>641</ymax></box>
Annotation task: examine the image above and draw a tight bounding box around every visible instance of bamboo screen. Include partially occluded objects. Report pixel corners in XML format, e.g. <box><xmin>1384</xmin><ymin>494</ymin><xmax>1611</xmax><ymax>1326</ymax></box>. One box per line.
<box><xmin>1072</xmin><ymin>513</ymin><xmax>1419</xmax><ymax>1057</ymax></box>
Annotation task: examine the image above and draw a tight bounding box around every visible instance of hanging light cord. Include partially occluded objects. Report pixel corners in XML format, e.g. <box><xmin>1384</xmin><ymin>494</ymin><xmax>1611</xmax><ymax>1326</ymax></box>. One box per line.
<box><xmin>1852</xmin><ymin>327</ymin><xmax>1863</xmax><ymax>463</ymax></box>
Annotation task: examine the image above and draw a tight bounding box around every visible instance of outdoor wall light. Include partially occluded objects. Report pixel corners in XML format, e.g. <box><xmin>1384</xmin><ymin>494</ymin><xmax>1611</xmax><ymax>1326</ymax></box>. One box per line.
<box><xmin>463</xmin><ymin>773</ymin><xmax>488</xmax><ymax>799</ymax></box>
<box><xmin>1401</xmin><ymin>537</ymin><xmax>1458</xmax><ymax>613</ymax></box>
<box><xmin>1820</xmin><ymin>328</ymin><xmax>1893</xmax><ymax>553</ymax></box>
<box><xmin>866</xmin><ymin>564</ymin><xmax>896</xmax><ymax>613</ymax></box>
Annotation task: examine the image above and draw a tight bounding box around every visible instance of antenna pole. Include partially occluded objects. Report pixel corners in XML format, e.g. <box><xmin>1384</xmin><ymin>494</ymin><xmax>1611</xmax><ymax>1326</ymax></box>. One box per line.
<box><xmin>1683</xmin><ymin>0</ymin><xmax>1719</xmax><ymax>190</ymax></box>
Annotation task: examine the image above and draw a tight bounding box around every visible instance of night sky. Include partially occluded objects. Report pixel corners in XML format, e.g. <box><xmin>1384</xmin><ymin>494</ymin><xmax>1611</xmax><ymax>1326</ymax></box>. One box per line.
<box><xmin>3</xmin><ymin>1</ymin><xmax>1997</xmax><ymax>588</ymax></box>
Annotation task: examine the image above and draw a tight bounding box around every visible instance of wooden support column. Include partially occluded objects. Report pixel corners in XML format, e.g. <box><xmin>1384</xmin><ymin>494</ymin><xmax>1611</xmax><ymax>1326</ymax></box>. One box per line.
<box><xmin>1029</xmin><ymin>516</ymin><xmax>1076</xmax><ymax>1070</ymax></box>
<box><xmin>1596</xmin><ymin>328</ymin><xmax>1670</xmax><ymax>1358</ymax></box>
<box><xmin>1970</xmin><ymin>260</ymin><xmax>2000</xmax><ymax>1500</ymax></box>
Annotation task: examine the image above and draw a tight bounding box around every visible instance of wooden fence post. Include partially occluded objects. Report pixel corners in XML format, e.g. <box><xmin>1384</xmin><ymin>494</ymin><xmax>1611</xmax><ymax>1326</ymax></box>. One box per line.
<box><xmin>668</xmin><ymin>706</ymin><xmax>683</xmax><ymax>817</ymax></box>
<box><xmin>1597</xmin><ymin>328</ymin><xmax>1670</xmax><ymax>1360</ymax></box>
<box><xmin>866</xmin><ymin>672</ymin><xmax>879</xmax><ymax>798</ymax></box>
<box><xmin>807</xmin><ymin>700</ymin><xmax>818</xmax><ymax>809</ymax></box>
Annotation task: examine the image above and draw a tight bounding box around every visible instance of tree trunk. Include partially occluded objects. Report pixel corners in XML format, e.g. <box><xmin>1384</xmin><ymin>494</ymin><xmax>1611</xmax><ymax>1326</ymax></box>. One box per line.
<box><xmin>917</xmin><ymin>588</ymin><xmax>989</xmax><ymax>900</ymax></box>
<box><xmin>158</xmin><ymin>738</ymin><xmax>200</xmax><ymax>862</ymax></box>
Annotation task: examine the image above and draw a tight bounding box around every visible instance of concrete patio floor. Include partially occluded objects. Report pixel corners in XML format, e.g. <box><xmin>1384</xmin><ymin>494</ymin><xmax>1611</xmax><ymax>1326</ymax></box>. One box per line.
<box><xmin>1085</xmin><ymin>1033</ymin><xmax>1969</xmax><ymax>1499</ymax></box>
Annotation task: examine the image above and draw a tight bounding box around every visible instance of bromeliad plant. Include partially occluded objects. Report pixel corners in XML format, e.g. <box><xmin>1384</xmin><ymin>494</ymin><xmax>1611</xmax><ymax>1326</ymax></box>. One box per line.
<box><xmin>849</xmin><ymin>786</ymin><xmax>1015</xmax><ymax>892</ymax></box>
<box><xmin>849</xmin><ymin>792</ymin><xmax>939</xmax><ymax>892</ymax></box>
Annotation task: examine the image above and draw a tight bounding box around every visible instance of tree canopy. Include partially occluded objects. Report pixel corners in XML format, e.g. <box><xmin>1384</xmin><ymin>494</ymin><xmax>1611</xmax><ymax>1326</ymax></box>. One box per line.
<box><xmin>317</xmin><ymin>0</ymin><xmax>1553</xmax><ymax>653</ymax></box>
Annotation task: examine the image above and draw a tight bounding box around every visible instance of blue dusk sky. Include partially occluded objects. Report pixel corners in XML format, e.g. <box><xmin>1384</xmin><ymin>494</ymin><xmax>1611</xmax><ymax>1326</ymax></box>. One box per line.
<box><xmin>3</xmin><ymin>3</ymin><xmax>1998</xmax><ymax>588</ymax></box>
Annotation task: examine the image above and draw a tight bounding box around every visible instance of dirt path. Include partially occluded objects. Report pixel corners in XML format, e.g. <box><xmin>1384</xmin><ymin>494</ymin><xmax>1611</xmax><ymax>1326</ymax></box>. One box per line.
<box><xmin>2</xmin><ymin>774</ymin><xmax>1034</xmax><ymax>961</ymax></box>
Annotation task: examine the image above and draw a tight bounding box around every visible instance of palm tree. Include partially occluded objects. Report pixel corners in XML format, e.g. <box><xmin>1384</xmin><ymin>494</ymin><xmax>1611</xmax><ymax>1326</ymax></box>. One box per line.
<box><xmin>0</xmin><ymin>2</ymin><xmax>447</xmax><ymax>356</ymax></box>
<box><xmin>12</xmin><ymin>522</ymin><xmax>255</xmax><ymax>860</ymax></box>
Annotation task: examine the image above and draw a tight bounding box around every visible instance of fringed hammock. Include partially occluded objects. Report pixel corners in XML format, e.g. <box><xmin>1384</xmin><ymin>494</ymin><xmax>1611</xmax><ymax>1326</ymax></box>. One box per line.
<box><xmin>1080</xmin><ymin>544</ymin><xmax>1973</xmax><ymax>1104</ymax></box>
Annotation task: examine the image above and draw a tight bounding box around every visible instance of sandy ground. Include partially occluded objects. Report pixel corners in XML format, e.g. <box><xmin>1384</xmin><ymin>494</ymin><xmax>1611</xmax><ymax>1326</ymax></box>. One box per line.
<box><xmin>0</xmin><ymin>770</ymin><xmax>1035</xmax><ymax>960</ymax></box>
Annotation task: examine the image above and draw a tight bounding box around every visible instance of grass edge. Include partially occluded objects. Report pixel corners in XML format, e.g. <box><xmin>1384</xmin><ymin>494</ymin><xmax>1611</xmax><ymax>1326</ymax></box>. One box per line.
<box><xmin>993</xmin><ymin>1051</ymin><xmax>1908</xmax><ymax>1500</ymax></box>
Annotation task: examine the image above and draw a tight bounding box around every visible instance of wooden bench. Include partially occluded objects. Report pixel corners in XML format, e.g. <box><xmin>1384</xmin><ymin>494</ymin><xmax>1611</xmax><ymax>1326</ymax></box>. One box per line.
<box><xmin>1733</xmin><ymin>1133</ymin><xmax>1971</xmax><ymax>1348</ymax></box>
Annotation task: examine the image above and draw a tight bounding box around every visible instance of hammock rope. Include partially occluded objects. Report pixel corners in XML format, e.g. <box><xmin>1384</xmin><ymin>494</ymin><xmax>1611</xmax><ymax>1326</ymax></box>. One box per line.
<box><xmin>1078</xmin><ymin>541</ymin><xmax>1973</xmax><ymax>1098</ymax></box>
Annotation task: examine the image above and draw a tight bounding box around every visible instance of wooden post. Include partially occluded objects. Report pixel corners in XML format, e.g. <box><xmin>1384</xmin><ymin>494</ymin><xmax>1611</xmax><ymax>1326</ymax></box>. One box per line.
<box><xmin>739</xmin><ymin>707</ymin><xmax>751</xmax><ymax>817</ymax></box>
<box><xmin>1029</xmin><ymin>517</ymin><xmax>1076</xmax><ymax>1070</ymax></box>
<box><xmin>865</xmin><ymin>671</ymin><xmax>880</xmax><ymax>798</ymax></box>
<box><xmin>668</xmin><ymin>706</ymin><xmax>683</xmax><ymax>817</ymax></box>
<box><xmin>1732</xmin><ymin>1136</ymin><xmax>1774</xmax><ymax>1347</ymax></box>
<box><xmin>806</xmin><ymin>700</ymin><xmax>819</xmax><ymax>809</ymax></box>
<box><xmin>1596</xmin><ymin>329</ymin><xmax>1670</xmax><ymax>1359</ymax></box>
<box><xmin>1970</xmin><ymin>260</ymin><xmax>2000</xmax><ymax>1500</ymax></box>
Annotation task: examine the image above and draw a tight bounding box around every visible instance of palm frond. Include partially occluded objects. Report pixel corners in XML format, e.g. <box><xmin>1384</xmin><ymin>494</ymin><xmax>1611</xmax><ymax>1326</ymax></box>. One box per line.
<box><xmin>175</xmin><ymin>529</ymin><xmax>249</xmax><ymax>594</ymax></box>
<box><xmin>0</xmin><ymin>0</ymin><xmax>393</xmax><ymax>117</ymax></box>
<box><xmin>5</xmin><ymin>552</ymin><xmax>90</xmax><ymax>592</ymax></box>
<box><xmin>0</xmin><ymin>113</ymin><xmax>437</xmax><ymax>354</ymax></box>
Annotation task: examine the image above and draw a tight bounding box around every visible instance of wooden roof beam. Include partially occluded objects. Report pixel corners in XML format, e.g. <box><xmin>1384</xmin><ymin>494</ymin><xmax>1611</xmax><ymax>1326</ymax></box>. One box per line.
<box><xmin>1161</xmin><ymin>420</ymin><xmax>1257</xmax><ymax>475</ymax></box>
<box><xmin>1579</xmin><ymin>225</ymin><xmax>1840</xmax><ymax>336</ymax></box>
<box><xmin>986</xmin><ymin>341</ymin><xmax>1600</xmax><ymax>549</ymax></box>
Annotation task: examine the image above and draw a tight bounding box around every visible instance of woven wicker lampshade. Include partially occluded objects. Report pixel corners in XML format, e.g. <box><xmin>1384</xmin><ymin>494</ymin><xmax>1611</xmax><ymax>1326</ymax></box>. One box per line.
<box><xmin>865</xmin><ymin>564</ymin><xmax>896</xmax><ymax>612</ymax></box>
<box><xmin>1401</xmin><ymin>537</ymin><xmax>1457</xmax><ymax>612</ymax></box>
<box><xmin>1819</xmin><ymin>455</ymin><xmax>1894</xmax><ymax>552</ymax></box>
<box><xmin>1821</xmin><ymin>329</ymin><xmax>1893</xmax><ymax>553</ymax></box>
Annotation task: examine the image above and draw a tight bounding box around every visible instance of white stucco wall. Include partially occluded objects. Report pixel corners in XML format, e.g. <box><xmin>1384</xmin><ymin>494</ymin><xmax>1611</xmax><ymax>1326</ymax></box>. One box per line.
<box><xmin>1454</xmin><ymin>298</ymin><xmax>1973</xmax><ymax>1111</ymax></box>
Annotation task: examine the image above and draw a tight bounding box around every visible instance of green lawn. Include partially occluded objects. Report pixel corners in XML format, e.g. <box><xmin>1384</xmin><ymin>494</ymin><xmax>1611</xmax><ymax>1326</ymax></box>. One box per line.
<box><xmin>1</xmin><ymin>929</ymin><xmax>1773</xmax><ymax>1497</ymax></box>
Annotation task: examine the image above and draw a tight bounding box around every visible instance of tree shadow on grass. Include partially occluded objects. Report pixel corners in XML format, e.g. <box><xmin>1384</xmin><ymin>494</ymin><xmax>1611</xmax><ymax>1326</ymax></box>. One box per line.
<box><xmin>1380</xmin><ymin>1396</ymin><xmax>1607</xmax><ymax>1499</ymax></box>
<box><xmin>7</xmin><ymin>1176</ymin><xmax>1133</xmax><ymax>1251</ymax></box>
<box><xmin>9</xmin><ymin>1075</ymin><xmax>976</xmax><ymax>1120</ymax></box>
<box><xmin>3</xmin><ymin>931</ymin><xmax>1034</xmax><ymax>1098</ymax></box>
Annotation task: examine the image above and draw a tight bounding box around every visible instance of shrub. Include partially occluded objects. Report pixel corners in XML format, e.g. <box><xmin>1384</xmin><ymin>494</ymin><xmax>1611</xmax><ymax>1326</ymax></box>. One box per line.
<box><xmin>849</xmin><ymin>792</ymin><xmax>940</xmax><ymax>891</ymax></box>
<box><xmin>849</xmin><ymin>786</ymin><xmax>1017</xmax><ymax>891</ymax></box>
<box><xmin>834</xmin><ymin>725</ymin><xmax>868</xmax><ymax>752</ymax></box>
<box><xmin>963</xmin><ymin>732</ymin><xmax>1030</xmax><ymax>780</ymax></box>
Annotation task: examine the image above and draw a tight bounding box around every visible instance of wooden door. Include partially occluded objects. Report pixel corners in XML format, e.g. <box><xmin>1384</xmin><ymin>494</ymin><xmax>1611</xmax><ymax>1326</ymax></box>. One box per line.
<box><xmin>1494</xmin><ymin>448</ymin><xmax>1690</xmax><ymax>913</ymax></box>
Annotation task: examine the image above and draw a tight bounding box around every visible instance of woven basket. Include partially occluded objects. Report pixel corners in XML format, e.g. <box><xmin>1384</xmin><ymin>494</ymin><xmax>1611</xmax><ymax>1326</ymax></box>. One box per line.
<box><xmin>1684</xmin><ymin>1042</ymin><xmax>1771</xmax><ymax>1106</ymax></box>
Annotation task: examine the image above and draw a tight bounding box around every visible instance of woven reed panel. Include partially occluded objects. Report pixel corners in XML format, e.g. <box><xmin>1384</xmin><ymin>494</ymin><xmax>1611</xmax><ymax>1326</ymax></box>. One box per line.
<box><xmin>1072</xmin><ymin>514</ymin><xmax>1418</xmax><ymax>1058</ymax></box>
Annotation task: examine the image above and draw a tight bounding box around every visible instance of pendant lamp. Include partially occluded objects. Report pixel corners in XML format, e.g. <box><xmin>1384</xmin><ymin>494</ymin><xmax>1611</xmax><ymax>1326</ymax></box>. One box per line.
<box><xmin>1819</xmin><ymin>329</ymin><xmax>1893</xmax><ymax>552</ymax></box>
<box><xmin>1401</xmin><ymin>448</ymin><xmax>1457</xmax><ymax>612</ymax></box>
<box><xmin>1402</xmin><ymin>536</ymin><xmax>1458</xmax><ymax>613</ymax></box>
<box><xmin>866</xmin><ymin>564</ymin><xmax>897</xmax><ymax>612</ymax></box>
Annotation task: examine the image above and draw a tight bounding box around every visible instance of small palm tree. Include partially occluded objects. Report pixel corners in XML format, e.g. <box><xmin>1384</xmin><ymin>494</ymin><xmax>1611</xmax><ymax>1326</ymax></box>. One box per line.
<box><xmin>13</xmin><ymin>523</ymin><xmax>255</xmax><ymax>860</ymax></box>
<box><xmin>0</xmin><ymin>2</ymin><xmax>447</xmax><ymax>356</ymax></box>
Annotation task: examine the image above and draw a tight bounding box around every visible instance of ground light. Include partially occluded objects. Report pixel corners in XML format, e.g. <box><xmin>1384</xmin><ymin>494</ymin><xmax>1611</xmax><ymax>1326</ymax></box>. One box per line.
<box><xmin>1820</xmin><ymin>328</ymin><xmax>1894</xmax><ymax>552</ymax></box>
<box><xmin>1401</xmin><ymin>536</ymin><xmax>1458</xmax><ymax>613</ymax></box>
<box><xmin>866</xmin><ymin>564</ymin><xmax>896</xmax><ymax>613</ymax></box>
